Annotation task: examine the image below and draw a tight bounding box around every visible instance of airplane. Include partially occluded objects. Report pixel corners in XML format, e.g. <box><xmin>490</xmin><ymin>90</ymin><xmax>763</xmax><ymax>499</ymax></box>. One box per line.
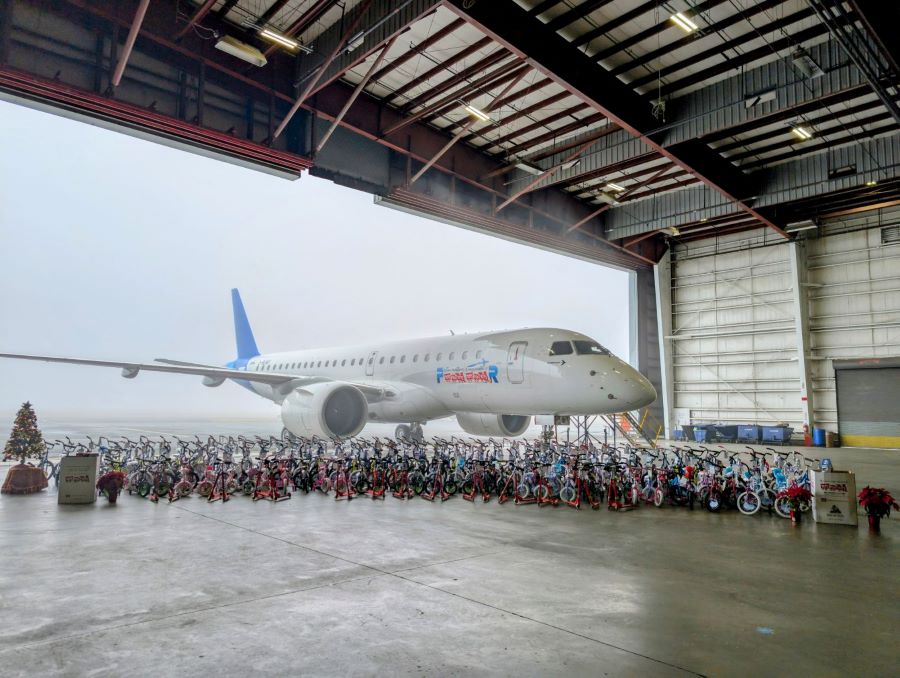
<box><xmin>0</xmin><ymin>289</ymin><xmax>656</xmax><ymax>441</ymax></box>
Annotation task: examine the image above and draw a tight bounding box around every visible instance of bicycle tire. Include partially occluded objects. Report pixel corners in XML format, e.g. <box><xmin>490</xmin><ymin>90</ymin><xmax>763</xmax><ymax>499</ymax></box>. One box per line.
<box><xmin>737</xmin><ymin>491</ymin><xmax>761</xmax><ymax>515</ymax></box>
<box><xmin>706</xmin><ymin>492</ymin><xmax>723</xmax><ymax>512</ymax></box>
<box><xmin>774</xmin><ymin>496</ymin><xmax>792</xmax><ymax>519</ymax></box>
<box><xmin>559</xmin><ymin>486</ymin><xmax>576</xmax><ymax>503</ymax></box>
<box><xmin>137</xmin><ymin>481</ymin><xmax>152</xmax><ymax>498</ymax></box>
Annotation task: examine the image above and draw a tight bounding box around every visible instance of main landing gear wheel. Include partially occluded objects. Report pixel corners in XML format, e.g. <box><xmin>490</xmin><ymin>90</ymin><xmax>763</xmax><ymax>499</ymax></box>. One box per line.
<box><xmin>395</xmin><ymin>424</ymin><xmax>425</xmax><ymax>442</ymax></box>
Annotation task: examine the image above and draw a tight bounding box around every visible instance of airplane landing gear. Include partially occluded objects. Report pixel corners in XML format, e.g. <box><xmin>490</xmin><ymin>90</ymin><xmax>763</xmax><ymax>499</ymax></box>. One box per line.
<box><xmin>395</xmin><ymin>423</ymin><xmax>425</xmax><ymax>442</ymax></box>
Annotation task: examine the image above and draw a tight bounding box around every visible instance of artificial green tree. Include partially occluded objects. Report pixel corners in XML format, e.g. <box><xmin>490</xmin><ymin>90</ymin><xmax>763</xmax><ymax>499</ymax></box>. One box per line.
<box><xmin>3</xmin><ymin>402</ymin><xmax>45</xmax><ymax>464</ymax></box>
<box><xmin>1</xmin><ymin>402</ymin><xmax>48</xmax><ymax>494</ymax></box>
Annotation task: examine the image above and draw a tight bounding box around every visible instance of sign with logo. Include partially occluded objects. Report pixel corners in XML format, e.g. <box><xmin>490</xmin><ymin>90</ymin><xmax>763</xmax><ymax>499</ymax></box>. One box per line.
<box><xmin>436</xmin><ymin>359</ymin><xmax>499</xmax><ymax>384</ymax></box>
<box><xmin>811</xmin><ymin>470</ymin><xmax>858</xmax><ymax>526</ymax></box>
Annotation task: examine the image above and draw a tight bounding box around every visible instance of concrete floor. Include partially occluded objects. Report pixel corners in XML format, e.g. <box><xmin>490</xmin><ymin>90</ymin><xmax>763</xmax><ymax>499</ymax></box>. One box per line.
<box><xmin>0</xmin><ymin>446</ymin><xmax>897</xmax><ymax>677</ymax></box>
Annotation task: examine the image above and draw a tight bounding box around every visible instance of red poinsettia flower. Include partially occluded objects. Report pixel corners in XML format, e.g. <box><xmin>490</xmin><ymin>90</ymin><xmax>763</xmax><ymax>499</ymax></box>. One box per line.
<box><xmin>858</xmin><ymin>486</ymin><xmax>899</xmax><ymax>518</ymax></box>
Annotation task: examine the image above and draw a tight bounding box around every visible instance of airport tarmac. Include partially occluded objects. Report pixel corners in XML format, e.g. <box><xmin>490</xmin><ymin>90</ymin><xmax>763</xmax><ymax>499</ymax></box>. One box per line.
<box><xmin>0</xmin><ymin>428</ymin><xmax>897</xmax><ymax>677</ymax></box>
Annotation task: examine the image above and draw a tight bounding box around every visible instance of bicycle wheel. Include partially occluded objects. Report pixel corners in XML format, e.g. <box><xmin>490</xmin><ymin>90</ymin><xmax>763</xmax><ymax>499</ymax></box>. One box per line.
<box><xmin>461</xmin><ymin>479</ymin><xmax>475</xmax><ymax>495</ymax></box>
<box><xmin>517</xmin><ymin>483</ymin><xmax>531</xmax><ymax>499</ymax></box>
<box><xmin>559</xmin><ymin>485</ymin><xmax>576</xmax><ymax>503</ymax></box>
<box><xmin>196</xmin><ymin>480</ymin><xmax>213</xmax><ymax>497</ymax></box>
<box><xmin>737</xmin><ymin>491</ymin><xmax>761</xmax><ymax>515</ymax></box>
<box><xmin>137</xmin><ymin>481</ymin><xmax>152</xmax><ymax>498</ymax></box>
<box><xmin>653</xmin><ymin>488</ymin><xmax>665</xmax><ymax>507</ymax></box>
<box><xmin>758</xmin><ymin>488</ymin><xmax>776</xmax><ymax>512</ymax></box>
<box><xmin>535</xmin><ymin>484</ymin><xmax>550</xmax><ymax>501</ymax></box>
<box><xmin>706</xmin><ymin>491</ymin><xmax>723</xmax><ymax>512</ymax></box>
<box><xmin>774</xmin><ymin>496</ymin><xmax>792</xmax><ymax>519</ymax></box>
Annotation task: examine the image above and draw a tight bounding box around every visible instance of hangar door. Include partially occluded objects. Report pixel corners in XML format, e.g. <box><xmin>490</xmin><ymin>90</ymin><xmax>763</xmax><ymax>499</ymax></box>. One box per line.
<box><xmin>835</xmin><ymin>358</ymin><xmax>900</xmax><ymax>449</ymax></box>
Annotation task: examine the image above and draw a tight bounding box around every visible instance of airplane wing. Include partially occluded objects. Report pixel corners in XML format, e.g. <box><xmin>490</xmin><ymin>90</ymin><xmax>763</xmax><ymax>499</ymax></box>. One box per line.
<box><xmin>0</xmin><ymin>353</ymin><xmax>393</xmax><ymax>400</ymax></box>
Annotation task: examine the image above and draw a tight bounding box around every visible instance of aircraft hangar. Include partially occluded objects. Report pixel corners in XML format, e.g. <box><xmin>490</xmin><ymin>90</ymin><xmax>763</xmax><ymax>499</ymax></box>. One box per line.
<box><xmin>1</xmin><ymin>0</ymin><xmax>898</xmax><ymax>675</ymax></box>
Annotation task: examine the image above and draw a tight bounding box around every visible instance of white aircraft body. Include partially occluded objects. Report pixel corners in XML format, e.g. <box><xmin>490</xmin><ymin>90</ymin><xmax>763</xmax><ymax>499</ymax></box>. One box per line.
<box><xmin>0</xmin><ymin>290</ymin><xmax>656</xmax><ymax>440</ymax></box>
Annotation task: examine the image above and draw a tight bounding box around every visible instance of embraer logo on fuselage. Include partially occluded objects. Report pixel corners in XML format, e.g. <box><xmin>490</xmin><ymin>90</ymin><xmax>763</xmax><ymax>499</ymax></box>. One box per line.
<box><xmin>436</xmin><ymin>363</ymin><xmax>499</xmax><ymax>384</ymax></box>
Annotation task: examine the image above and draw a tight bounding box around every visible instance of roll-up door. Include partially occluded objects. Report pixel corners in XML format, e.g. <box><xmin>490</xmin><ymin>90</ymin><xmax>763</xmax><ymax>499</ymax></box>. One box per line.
<box><xmin>834</xmin><ymin>358</ymin><xmax>900</xmax><ymax>448</ymax></box>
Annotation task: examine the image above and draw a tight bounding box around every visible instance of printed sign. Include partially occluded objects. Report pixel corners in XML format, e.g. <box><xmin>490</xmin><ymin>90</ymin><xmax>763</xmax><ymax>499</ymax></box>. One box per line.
<box><xmin>436</xmin><ymin>360</ymin><xmax>499</xmax><ymax>384</ymax></box>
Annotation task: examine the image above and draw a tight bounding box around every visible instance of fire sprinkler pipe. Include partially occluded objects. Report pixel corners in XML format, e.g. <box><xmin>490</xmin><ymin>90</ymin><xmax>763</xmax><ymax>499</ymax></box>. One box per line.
<box><xmin>111</xmin><ymin>0</ymin><xmax>151</xmax><ymax>88</ymax></box>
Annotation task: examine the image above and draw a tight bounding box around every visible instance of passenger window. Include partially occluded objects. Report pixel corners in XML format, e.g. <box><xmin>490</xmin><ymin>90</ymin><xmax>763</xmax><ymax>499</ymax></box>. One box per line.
<box><xmin>379</xmin><ymin>357</ymin><xmax>385</xmax><ymax>364</ymax></box>
<box><xmin>449</xmin><ymin>352</ymin><xmax>455</xmax><ymax>361</ymax></box>
<box><xmin>390</xmin><ymin>356</ymin><xmax>396</xmax><ymax>364</ymax></box>
<box><xmin>461</xmin><ymin>351</ymin><xmax>468</xmax><ymax>360</ymax></box>
<box><xmin>424</xmin><ymin>354</ymin><xmax>430</xmax><ymax>362</ymax></box>
<box><xmin>436</xmin><ymin>352</ymin><xmax>442</xmax><ymax>361</ymax></box>
<box><xmin>350</xmin><ymin>359</ymin><xmax>355</xmax><ymax>366</ymax></box>
<box><xmin>341</xmin><ymin>359</ymin><xmax>346</xmax><ymax>366</ymax></box>
<box><xmin>476</xmin><ymin>350</ymin><xmax>483</xmax><ymax>359</ymax></box>
<box><xmin>359</xmin><ymin>357</ymin><xmax>364</xmax><ymax>364</ymax></box>
<box><xmin>413</xmin><ymin>355</ymin><xmax>418</xmax><ymax>363</ymax></box>
<box><xmin>549</xmin><ymin>341</ymin><xmax>574</xmax><ymax>356</ymax></box>
<box><xmin>317</xmin><ymin>361</ymin><xmax>322</xmax><ymax>368</ymax></box>
<box><xmin>400</xmin><ymin>355</ymin><xmax>406</xmax><ymax>363</ymax></box>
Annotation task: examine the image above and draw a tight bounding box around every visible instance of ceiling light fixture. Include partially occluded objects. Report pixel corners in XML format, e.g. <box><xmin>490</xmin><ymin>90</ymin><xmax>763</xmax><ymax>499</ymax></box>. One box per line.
<box><xmin>345</xmin><ymin>32</ymin><xmax>365</xmax><ymax>53</ymax></box>
<box><xmin>866</xmin><ymin>180</ymin><xmax>878</xmax><ymax>186</ymax></box>
<box><xmin>605</xmin><ymin>182</ymin><xmax>625</xmax><ymax>192</ymax></box>
<box><xmin>464</xmin><ymin>104</ymin><xmax>491</xmax><ymax>122</ymax></box>
<box><xmin>214</xmin><ymin>35</ymin><xmax>267</xmax><ymax>67</ymax></box>
<box><xmin>786</xmin><ymin>219</ymin><xmax>818</xmax><ymax>232</ymax></box>
<box><xmin>670</xmin><ymin>12</ymin><xmax>698</xmax><ymax>32</ymax></box>
<box><xmin>791</xmin><ymin>125</ymin><xmax>813</xmax><ymax>141</ymax></box>
<box><xmin>259</xmin><ymin>28</ymin><xmax>299</xmax><ymax>50</ymax></box>
<box><xmin>791</xmin><ymin>49</ymin><xmax>824</xmax><ymax>80</ymax></box>
<box><xmin>514</xmin><ymin>161</ymin><xmax>544</xmax><ymax>176</ymax></box>
<box><xmin>828</xmin><ymin>163</ymin><xmax>857</xmax><ymax>179</ymax></box>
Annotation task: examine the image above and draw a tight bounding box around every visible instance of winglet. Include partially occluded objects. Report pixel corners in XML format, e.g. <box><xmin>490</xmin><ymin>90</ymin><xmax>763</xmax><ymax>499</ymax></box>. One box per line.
<box><xmin>231</xmin><ymin>289</ymin><xmax>260</xmax><ymax>360</ymax></box>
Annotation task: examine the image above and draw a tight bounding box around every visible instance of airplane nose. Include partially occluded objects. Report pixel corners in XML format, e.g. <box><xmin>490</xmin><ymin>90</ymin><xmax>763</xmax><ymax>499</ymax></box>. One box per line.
<box><xmin>625</xmin><ymin>368</ymin><xmax>657</xmax><ymax>409</ymax></box>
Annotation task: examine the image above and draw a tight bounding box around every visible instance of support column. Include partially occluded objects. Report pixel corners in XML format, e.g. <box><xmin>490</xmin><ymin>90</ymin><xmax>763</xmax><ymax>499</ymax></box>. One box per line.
<box><xmin>654</xmin><ymin>250</ymin><xmax>675</xmax><ymax>439</ymax></box>
<box><xmin>789</xmin><ymin>241</ymin><xmax>816</xmax><ymax>433</ymax></box>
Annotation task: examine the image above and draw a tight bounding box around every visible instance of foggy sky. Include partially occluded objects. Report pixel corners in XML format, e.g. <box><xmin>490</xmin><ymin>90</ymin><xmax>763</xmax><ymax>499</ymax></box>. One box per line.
<box><xmin>0</xmin><ymin>100</ymin><xmax>629</xmax><ymax>421</ymax></box>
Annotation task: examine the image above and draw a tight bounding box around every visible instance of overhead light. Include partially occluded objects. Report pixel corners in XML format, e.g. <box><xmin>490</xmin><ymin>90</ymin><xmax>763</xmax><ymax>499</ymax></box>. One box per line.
<box><xmin>670</xmin><ymin>12</ymin><xmax>698</xmax><ymax>32</ymax></box>
<box><xmin>345</xmin><ymin>31</ymin><xmax>365</xmax><ymax>53</ymax></box>
<box><xmin>700</xmin><ymin>217</ymin><xmax>708</xmax><ymax>222</ymax></box>
<box><xmin>605</xmin><ymin>182</ymin><xmax>625</xmax><ymax>192</ymax></box>
<box><xmin>866</xmin><ymin>180</ymin><xmax>878</xmax><ymax>186</ymax></box>
<box><xmin>259</xmin><ymin>28</ymin><xmax>299</xmax><ymax>50</ymax></box>
<box><xmin>786</xmin><ymin>219</ymin><xmax>818</xmax><ymax>232</ymax></box>
<box><xmin>464</xmin><ymin>104</ymin><xmax>491</xmax><ymax>122</ymax></box>
<box><xmin>828</xmin><ymin>163</ymin><xmax>857</xmax><ymax>179</ymax></box>
<box><xmin>667</xmin><ymin>226</ymin><xmax>681</xmax><ymax>236</ymax></box>
<box><xmin>791</xmin><ymin>49</ymin><xmax>824</xmax><ymax>80</ymax></box>
<box><xmin>514</xmin><ymin>161</ymin><xmax>544</xmax><ymax>176</ymax></box>
<box><xmin>791</xmin><ymin>125</ymin><xmax>813</xmax><ymax>141</ymax></box>
<box><xmin>215</xmin><ymin>35</ymin><xmax>267</xmax><ymax>67</ymax></box>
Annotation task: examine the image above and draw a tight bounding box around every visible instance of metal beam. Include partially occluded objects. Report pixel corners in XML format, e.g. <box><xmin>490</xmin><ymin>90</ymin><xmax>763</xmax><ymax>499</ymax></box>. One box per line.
<box><xmin>789</xmin><ymin>240</ymin><xmax>816</xmax><ymax>433</ymax></box>
<box><xmin>173</xmin><ymin>0</ymin><xmax>217</xmax><ymax>42</ymax></box>
<box><xmin>273</xmin><ymin>0</ymin><xmax>373</xmax><ymax>139</ymax></box>
<box><xmin>382</xmin><ymin>59</ymin><xmax>525</xmax><ymax>136</ymax></box>
<box><xmin>566</xmin><ymin>204</ymin><xmax>609</xmax><ymax>233</ymax></box>
<box><xmin>370</xmin><ymin>17</ymin><xmax>464</xmax><ymax>82</ymax></box>
<box><xmin>258</xmin><ymin>0</ymin><xmax>292</xmax><ymax>26</ymax></box>
<box><xmin>545</xmin><ymin>0</ymin><xmax>613</xmax><ymax>33</ymax></box>
<box><xmin>387</xmin><ymin>36</ymin><xmax>494</xmax><ymax>104</ymax></box>
<box><xmin>264</xmin><ymin>0</ymin><xmax>336</xmax><ymax>56</ymax></box>
<box><xmin>316</xmin><ymin>34</ymin><xmax>399</xmax><ymax>154</ymax></box>
<box><xmin>409</xmin><ymin>66</ymin><xmax>529</xmax><ymax>184</ymax></box>
<box><xmin>445</xmin><ymin>0</ymin><xmax>788</xmax><ymax>238</ymax></box>
<box><xmin>849</xmin><ymin>0</ymin><xmax>900</xmax><ymax>75</ymax></box>
<box><xmin>397</xmin><ymin>49</ymin><xmax>510</xmax><ymax>112</ymax></box>
<box><xmin>495</xmin><ymin>137</ymin><xmax>596</xmax><ymax>212</ymax></box>
<box><xmin>111</xmin><ymin>0</ymin><xmax>150</xmax><ymax>87</ymax></box>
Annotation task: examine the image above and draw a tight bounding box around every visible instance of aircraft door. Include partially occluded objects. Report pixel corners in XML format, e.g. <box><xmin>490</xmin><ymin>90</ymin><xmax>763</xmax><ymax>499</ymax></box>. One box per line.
<box><xmin>507</xmin><ymin>342</ymin><xmax>527</xmax><ymax>384</ymax></box>
<box><xmin>366</xmin><ymin>351</ymin><xmax>377</xmax><ymax>377</ymax></box>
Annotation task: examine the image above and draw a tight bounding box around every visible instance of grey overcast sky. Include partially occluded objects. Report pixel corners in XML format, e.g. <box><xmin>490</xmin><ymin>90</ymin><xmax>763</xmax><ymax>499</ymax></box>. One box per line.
<box><xmin>0</xmin><ymin>99</ymin><xmax>629</xmax><ymax>422</ymax></box>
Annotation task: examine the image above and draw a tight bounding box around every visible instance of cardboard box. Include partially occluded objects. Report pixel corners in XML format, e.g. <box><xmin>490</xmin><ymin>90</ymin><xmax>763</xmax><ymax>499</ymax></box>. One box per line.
<box><xmin>57</xmin><ymin>454</ymin><xmax>99</xmax><ymax>504</ymax></box>
<box><xmin>810</xmin><ymin>470</ymin><xmax>858</xmax><ymax>526</ymax></box>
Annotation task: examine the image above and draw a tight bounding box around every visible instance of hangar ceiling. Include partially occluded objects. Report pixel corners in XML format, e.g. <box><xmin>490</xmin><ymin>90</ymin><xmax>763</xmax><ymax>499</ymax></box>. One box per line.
<box><xmin>1</xmin><ymin>0</ymin><xmax>897</xmax><ymax>267</ymax></box>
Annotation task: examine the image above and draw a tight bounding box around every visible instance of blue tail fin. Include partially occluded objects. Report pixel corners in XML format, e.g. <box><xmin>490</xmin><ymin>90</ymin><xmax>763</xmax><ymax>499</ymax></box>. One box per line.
<box><xmin>231</xmin><ymin>289</ymin><xmax>260</xmax><ymax>360</ymax></box>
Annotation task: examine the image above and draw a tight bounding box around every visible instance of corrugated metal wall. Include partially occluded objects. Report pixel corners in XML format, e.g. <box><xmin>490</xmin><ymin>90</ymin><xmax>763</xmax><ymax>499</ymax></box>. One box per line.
<box><xmin>666</xmin><ymin>204</ymin><xmax>900</xmax><ymax>439</ymax></box>
<box><xmin>669</xmin><ymin>230</ymin><xmax>801</xmax><ymax>428</ymax></box>
<box><xmin>807</xmin><ymin>205</ymin><xmax>900</xmax><ymax>433</ymax></box>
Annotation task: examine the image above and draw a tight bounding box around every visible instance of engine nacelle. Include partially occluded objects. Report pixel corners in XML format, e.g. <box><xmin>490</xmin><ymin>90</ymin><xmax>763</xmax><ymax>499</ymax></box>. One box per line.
<box><xmin>280</xmin><ymin>383</ymin><xmax>368</xmax><ymax>439</ymax></box>
<box><xmin>456</xmin><ymin>413</ymin><xmax>531</xmax><ymax>438</ymax></box>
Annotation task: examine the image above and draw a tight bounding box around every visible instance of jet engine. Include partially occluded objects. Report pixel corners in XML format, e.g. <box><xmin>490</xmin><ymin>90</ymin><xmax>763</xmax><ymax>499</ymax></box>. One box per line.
<box><xmin>456</xmin><ymin>413</ymin><xmax>531</xmax><ymax>437</ymax></box>
<box><xmin>280</xmin><ymin>383</ymin><xmax>368</xmax><ymax>439</ymax></box>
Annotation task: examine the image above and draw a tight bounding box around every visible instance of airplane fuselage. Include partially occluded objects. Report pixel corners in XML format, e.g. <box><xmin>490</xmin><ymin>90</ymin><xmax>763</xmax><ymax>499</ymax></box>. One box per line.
<box><xmin>241</xmin><ymin>327</ymin><xmax>656</xmax><ymax>425</ymax></box>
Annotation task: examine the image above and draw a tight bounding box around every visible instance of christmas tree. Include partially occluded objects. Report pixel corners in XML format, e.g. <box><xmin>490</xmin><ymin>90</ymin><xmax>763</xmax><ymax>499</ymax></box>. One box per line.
<box><xmin>3</xmin><ymin>402</ymin><xmax>45</xmax><ymax>464</ymax></box>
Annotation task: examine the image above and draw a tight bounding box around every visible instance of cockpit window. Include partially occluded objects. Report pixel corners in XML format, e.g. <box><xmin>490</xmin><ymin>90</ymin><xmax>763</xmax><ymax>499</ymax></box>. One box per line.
<box><xmin>572</xmin><ymin>340</ymin><xmax>610</xmax><ymax>356</ymax></box>
<box><xmin>549</xmin><ymin>341</ymin><xmax>573</xmax><ymax>356</ymax></box>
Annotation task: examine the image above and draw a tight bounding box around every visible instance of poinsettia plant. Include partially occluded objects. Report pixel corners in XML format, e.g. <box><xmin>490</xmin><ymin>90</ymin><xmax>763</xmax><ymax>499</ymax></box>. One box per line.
<box><xmin>97</xmin><ymin>471</ymin><xmax>127</xmax><ymax>495</ymax></box>
<box><xmin>858</xmin><ymin>487</ymin><xmax>899</xmax><ymax>518</ymax></box>
<box><xmin>784</xmin><ymin>485</ymin><xmax>813</xmax><ymax>509</ymax></box>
